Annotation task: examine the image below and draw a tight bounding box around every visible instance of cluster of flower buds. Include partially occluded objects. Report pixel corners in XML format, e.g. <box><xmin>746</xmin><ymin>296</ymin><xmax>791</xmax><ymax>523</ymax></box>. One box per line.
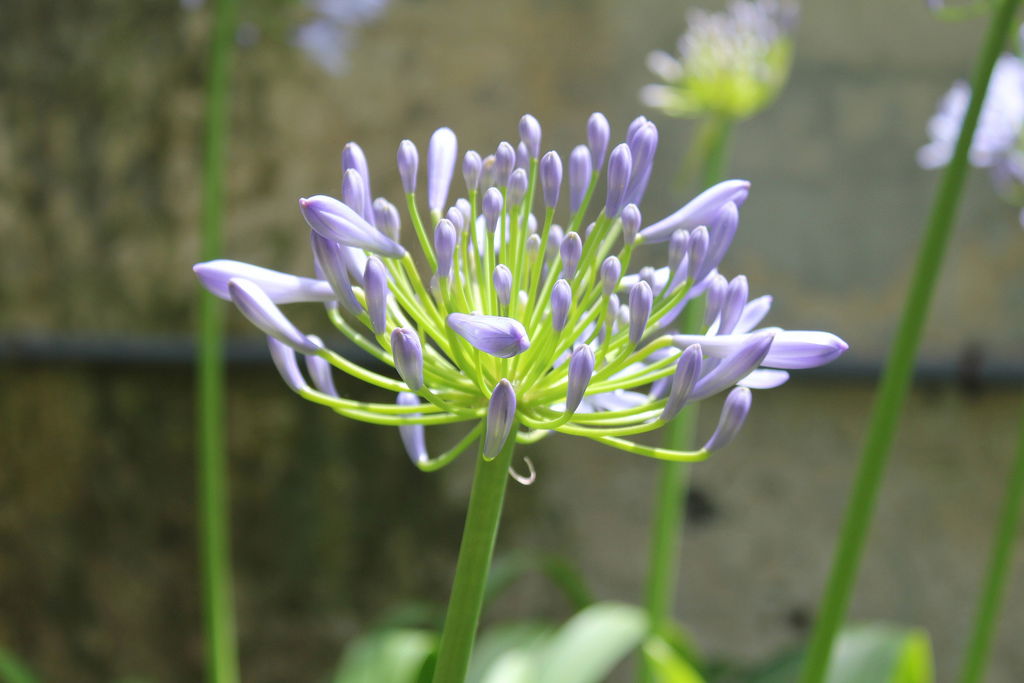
<box><xmin>640</xmin><ymin>0</ymin><xmax>798</xmax><ymax>120</ymax></box>
<box><xmin>195</xmin><ymin>112</ymin><xmax>847</xmax><ymax>472</ymax></box>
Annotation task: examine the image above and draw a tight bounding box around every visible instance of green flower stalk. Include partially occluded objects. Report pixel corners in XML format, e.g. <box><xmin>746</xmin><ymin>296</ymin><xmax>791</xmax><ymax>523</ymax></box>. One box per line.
<box><xmin>195</xmin><ymin>112</ymin><xmax>846</xmax><ymax>682</ymax></box>
<box><xmin>798</xmin><ymin>0</ymin><xmax>1022</xmax><ymax>679</ymax></box>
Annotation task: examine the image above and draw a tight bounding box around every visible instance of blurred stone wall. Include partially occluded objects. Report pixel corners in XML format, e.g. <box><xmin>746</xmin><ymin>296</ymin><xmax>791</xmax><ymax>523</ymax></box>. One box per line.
<box><xmin>1</xmin><ymin>0</ymin><xmax>1023</xmax><ymax>681</ymax></box>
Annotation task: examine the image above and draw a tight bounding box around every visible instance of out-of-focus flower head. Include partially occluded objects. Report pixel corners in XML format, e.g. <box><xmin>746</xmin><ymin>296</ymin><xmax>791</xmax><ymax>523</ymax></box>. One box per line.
<box><xmin>918</xmin><ymin>36</ymin><xmax>1024</xmax><ymax>226</ymax></box>
<box><xmin>195</xmin><ymin>113</ymin><xmax>846</xmax><ymax>474</ymax></box>
<box><xmin>640</xmin><ymin>0</ymin><xmax>799</xmax><ymax>120</ymax></box>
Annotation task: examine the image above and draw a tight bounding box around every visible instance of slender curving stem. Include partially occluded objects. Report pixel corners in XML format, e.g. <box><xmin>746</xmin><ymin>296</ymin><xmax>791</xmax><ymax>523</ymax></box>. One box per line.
<box><xmin>957</xmin><ymin>399</ymin><xmax>1024</xmax><ymax>683</ymax></box>
<box><xmin>196</xmin><ymin>0</ymin><xmax>240</xmax><ymax>680</ymax></box>
<box><xmin>639</xmin><ymin>115</ymin><xmax>732</xmax><ymax>683</ymax></box>
<box><xmin>432</xmin><ymin>423</ymin><xmax>519</xmax><ymax>683</ymax></box>
<box><xmin>798</xmin><ymin>1</ymin><xmax>1021</xmax><ymax>680</ymax></box>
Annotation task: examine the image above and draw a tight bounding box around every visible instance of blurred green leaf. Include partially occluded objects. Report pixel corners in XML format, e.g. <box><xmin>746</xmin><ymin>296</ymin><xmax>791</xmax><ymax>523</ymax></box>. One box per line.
<box><xmin>484</xmin><ymin>552</ymin><xmax>594</xmax><ymax>611</ymax></box>
<box><xmin>825</xmin><ymin>624</ymin><xmax>933</xmax><ymax>683</ymax></box>
<box><xmin>467</xmin><ymin>621</ymin><xmax>554</xmax><ymax>683</ymax></box>
<box><xmin>332</xmin><ymin>628</ymin><xmax>437</xmax><ymax>683</ymax></box>
<box><xmin>0</xmin><ymin>648</ymin><xmax>39</xmax><ymax>683</ymax></box>
<box><xmin>643</xmin><ymin>635</ymin><xmax>707</xmax><ymax>683</ymax></box>
<box><xmin>718</xmin><ymin>623</ymin><xmax>934</xmax><ymax>683</ymax></box>
<box><xmin>535</xmin><ymin>602</ymin><xmax>649</xmax><ymax>683</ymax></box>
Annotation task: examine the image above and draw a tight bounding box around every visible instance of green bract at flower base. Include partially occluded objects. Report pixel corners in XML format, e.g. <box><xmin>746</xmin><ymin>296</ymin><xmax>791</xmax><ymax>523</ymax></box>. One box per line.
<box><xmin>194</xmin><ymin>113</ymin><xmax>846</xmax><ymax>474</ymax></box>
<box><xmin>640</xmin><ymin>0</ymin><xmax>798</xmax><ymax>121</ymax></box>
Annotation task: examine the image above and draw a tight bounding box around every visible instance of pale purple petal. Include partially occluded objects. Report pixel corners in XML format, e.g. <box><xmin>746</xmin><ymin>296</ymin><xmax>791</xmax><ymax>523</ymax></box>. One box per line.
<box><xmin>639</xmin><ymin>180</ymin><xmax>750</xmax><ymax>243</ymax></box>
<box><xmin>300</xmin><ymin>195</ymin><xmax>406</xmax><ymax>258</ymax></box>
<box><xmin>427</xmin><ymin>127</ymin><xmax>458</xmax><ymax>213</ymax></box>
<box><xmin>397</xmin><ymin>392</ymin><xmax>428</xmax><ymax>465</ymax></box>
<box><xmin>267</xmin><ymin>336</ymin><xmax>310</xmax><ymax>392</ymax></box>
<box><xmin>228</xmin><ymin>278</ymin><xmax>322</xmax><ymax>354</ymax></box>
<box><xmin>447</xmin><ymin>313</ymin><xmax>531</xmax><ymax>358</ymax></box>
<box><xmin>483</xmin><ymin>379</ymin><xmax>517</xmax><ymax>460</ymax></box>
<box><xmin>703</xmin><ymin>387</ymin><xmax>752</xmax><ymax>452</ymax></box>
<box><xmin>194</xmin><ymin>260</ymin><xmax>335</xmax><ymax>304</ymax></box>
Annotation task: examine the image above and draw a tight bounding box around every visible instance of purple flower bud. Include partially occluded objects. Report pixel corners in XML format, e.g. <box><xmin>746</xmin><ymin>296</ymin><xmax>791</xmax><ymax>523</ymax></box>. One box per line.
<box><xmin>483</xmin><ymin>379</ymin><xmax>517</xmax><ymax>460</ymax></box>
<box><xmin>660</xmin><ymin>344</ymin><xmax>702</xmax><ymax>421</ymax></box>
<box><xmin>525</xmin><ymin>234</ymin><xmax>541</xmax><ymax>262</ymax></box>
<box><xmin>456</xmin><ymin>198</ymin><xmax>472</xmax><ymax>227</ymax></box>
<box><xmin>427</xmin><ymin>127</ymin><xmax>458</xmax><ymax>214</ymax></box>
<box><xmin>568</xmin><ymin>145</ymin><xmax>592</xmax><ymax>214</ymax></box>
<box><xmin>341</xmin><ymin>168</ymin><xmax>367</xmax><ymax>217</ymax></box>
<box><xmin>703</xmin><ymin>387</ymin><xmax>752</xmax><ymax>452</ymax></box>
<box><xmin>605</xmin><ymin>144</ymin><xmax>632</xmax><ymax>217</ymax></box>
<box><xmin>228</xmin><ymin>278</ymin><xmax>322</xmax><ymax>353</ymax></box>
<box><xmin>668</xmin><ymin>230</ymin><xmax>689</xmax><ymax>272</ymax></box>
<box><xmin>445</xmin><ymin>206</ymin><xmax>465</xmax><ymax>234</ymax></box>
<box><xmin>304</xmin><ymin>336</ymin><xmax>338</xmax><ymax>396</ymax></box>
<box><xmin>508</xmin><ymin>168</ymin><xmax>529</xmax><ymax>207</ymax></box>
<box><xmin>565</xmin><ymin>344</ymin><xmax>595</xmax><ymax>416</ymax></box>
<box><xmin>626</xmin><ymin>115</ymin><xmax>648</xmax><ymax>145</ymax></box>
<box><xmin>534</xmin><ymin>151</ymin><xmax>562</xmax><ymax>209</ymax></box>
<box><xmin>267</xmin><ymin>336</ymin><xmax>310</xmax><ymax>392</ymax></box>
<box><xmin>194</xmin><ymin>259</ymin><xmax>335</xmax><ymax>304</ymax></box>
<box><xmin>434</xmin><ymin>219</ymin><xmax>457</xmax><ymax>279</ymax></box>
<box><xmin>606</xmin><ymin>294</ymin><xmax>621</xmax><ymax>332</ymax></box>
<box><xmin>551</xmin><ymin>279</ymin><xmax>572</xmax><ymax>332</ymax></box>
<box><xmin>600</xmin><ymin>256</ymin><xmax>621</xmax><ymax>297</ymax></box>
<box><xmin>397</xmin><ymin>392</ymin><xmax>428</xmax><ymax>465</ymax></box>
<box><xmin>447</xmin><ymin>312</ymin><xmax>531</xmax><ymax>358</ymax></box>
<box><xmin>373</xmin><ymin>198</ymin><xmax>401</xmax><ymax>242</ymax></box>
<box><xmin>717</xmin><ymin>275</ymin><xmax>749</xmax><ymax>335</ymax></box>
<box><xmin>690</xmin><ymin>331</ymin><xmax>773</xmax><ymax>400</ymax></box>
<box><xmin>300</xmin><ymin>195</ymin><xmax>406</xmax><ymax>258</ymax></box>
<box><xmin>736</xmin><ymin>295</ymin><xmax>773</xmax><ymax>334</ymax></box>
<box><xmin>587</xmin><ymin>112</ymin><xmax>610</xmax><ymax>166</ymax></box>
<box><xmin>515</xmin><ymin>142</ymin><xmax>530</xmax><ymax>172</ymax></box>
<box><xmin>310</xmin><ymin>231</ymin><xmax>363</xmax><ymax>315</ymax></box>
<box><xmin>621</xmin><ymin>204</ymin><xmax>641</xmax><ymax>245</ymax></box>
<box><xmin>625</xmin><ymin>121</ymin><xmax>658</xmax><ymax>206</ymax></box>
<box><xmin>560</xmin><ymin>231</ymin><xmax>583</xmax><ymax>280</ymax></box>
<box><xmin>463</xmin><ymin>150</ymin><xmax>483</xmax><ymax>193</ymax></box>
<box><xmin>397</xmin><ymin>140</ymin><xmax>418</xmax><ymax>194</ymax></box>
<box><xmin>699</xmin><ymin>202</ymin><xmax>739</xmax><ymax>282</ymax></box>
<box><xmin>495</xmin><ymin>141</ymin><xmax>515</xmax><ymax>186</ymax></box>
<box><xmin>483</xmin><ymin>187</ymin><xmax>503</xmax><ymax>233</ymax></box>
<box><xmin>519</xmin><ymin>114</ymin><xmax>542</xmax><ymax>159</ymax></box>
<box><xmin>688</xmin><ymin>225</ymin><xmax>709</xmax><ymax>282</ymax></box>
<box><xmin>342</xmin><ymin>142</ymin><xmax>375</xmax><ymax>223</ymax></box>
<box><xmin>547</xmin><ymin>225</ymin><xmax>564</xmax><ymax>261</ymax></box>
<box><xmin>391</xmin><ymin>327</ymin><xmax>424</xmax><ymax>390</ymax></box>
<box><xmin>704</xmin><ymin>273</ymin><xmax>728</xmax><ymax>327</ymax></box>
<box><xmin>639</xmin><ymin>180</ymin><xmax>751</xmax><ymax>243</ymax></box>
<box><xmin>673</xmin><ymin>330</ymin><xmax>848</xmax><ymax>370</ymax></box>
<box><xmin>363</xmin><ymin>256</ymin><xmax>389</xmax><ymax>335</ymax></box>
<box><xmin>639</xmin><ymin>266</ymin><xmax>657</xmax><ymax>290</ymax></box>
<box><xmin>628</xmin><ymin>280</ymin><xmax>653</xmax><ymax>345</ymax></box>
<box><xmin>493</xmin><ymin>264</ymin><xmax>513</xmax><ymax>307</ymax></box>
<box><xmin>481</xmin><ymin>155</ymin><xmax>497</xmax><ymax>190</ymax></box>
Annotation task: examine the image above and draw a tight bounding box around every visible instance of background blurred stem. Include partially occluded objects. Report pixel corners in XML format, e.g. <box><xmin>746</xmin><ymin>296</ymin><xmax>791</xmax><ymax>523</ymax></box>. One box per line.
<box><xmin>432</xmin><ymin>429</ymin><xmax>518</xmax><ymax>683</ymax></box>
<box><xmin>797</xmin><ymin>1</ymin><xmax>1021</xmax><ymax>680</ymax></box>
<box><xmin>639</xmin><ymin>115</ymin><xmax>732</xmax><ymax>683</ymax></box>
<box><xmin>957</xmin><ymin>402</ymin><xmax>1024</xmax><ymax>683</ymax></box>
<box><xmin>197</xmin><ymin>0</ymin><xmax>240</xmax><ymax>680</ymax></box>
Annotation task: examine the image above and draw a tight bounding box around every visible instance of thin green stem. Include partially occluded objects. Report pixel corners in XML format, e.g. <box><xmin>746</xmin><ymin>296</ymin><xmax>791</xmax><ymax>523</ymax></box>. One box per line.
<box><xmin>431</xmin><ymin>423</ymin><xmax>518</xmax><ymax>683</ymax></box>
<box><xmin>196</xmin><ymin>0</ymin><xmax>240</xmax><ymax>680</ymax></box>
<box><xmin>639</xmin><ymin>115</ymin><xmax>731</xmax><ymax>683</ymax></box>
<box><xmin>798</xmin><ymin>2</ymin><xmax>1021</xmax><ymax>680</ymax></box>
<box><xmin>957</xmin><ymin>398</ymin><xmax>1024</xmax><ymax>683</ymax></box>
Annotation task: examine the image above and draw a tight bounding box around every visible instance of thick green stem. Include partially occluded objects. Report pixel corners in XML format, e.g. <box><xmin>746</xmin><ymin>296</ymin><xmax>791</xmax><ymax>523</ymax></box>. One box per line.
<box><xmin>196</xmin><ymin>0</ymin><xmax>239</xmax><ymax>681</ymax></box>
<box><xmin>797</xmin><ymin>2</ymin><xmax>1020</xmax><ymax>681</ymax></box>
<box><xmin>432</xmin><ymin>425</ymin><xmax>518</xmax><ymax>683</ymax></box>
<box><xmin>639</xmin><ymin>117</ymin><xmax>732</xmax><ymax>683</ymax></box>
<box><xmin>957</xmin><ymin>399</ymin><xmax>1024</xmax><ymax>683</ymax></box>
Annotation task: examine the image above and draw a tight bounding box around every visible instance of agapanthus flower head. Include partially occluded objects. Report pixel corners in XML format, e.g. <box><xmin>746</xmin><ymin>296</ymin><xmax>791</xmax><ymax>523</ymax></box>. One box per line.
<box><xmin>640</xmin><ymin>0</ymin><xmax>798</xmax><ymax>120</ymax></box>
<box><xmin>195</xmin><ymin>112</ymin><xmax>846</xmax><ymax>475</ymax></box>
<box><xmin>918</xmin><ymin>47</ymin><xmax>1024</xmax><ymax>226</ymax></box>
